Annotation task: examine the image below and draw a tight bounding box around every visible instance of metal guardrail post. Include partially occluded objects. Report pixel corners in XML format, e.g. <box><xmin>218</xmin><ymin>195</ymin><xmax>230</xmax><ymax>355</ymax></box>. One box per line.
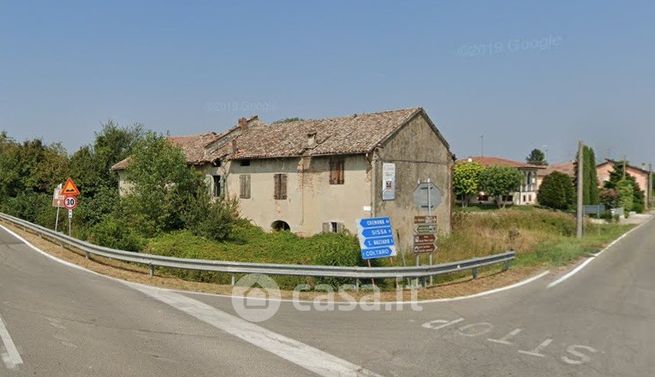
<box><xmin>149</xmin><ymin>264</ymin><xmax>155</xmax><ymax>277</ymax></box>
<box><xmin>503</xmin><ymin>260</ymin><xmax>510</xmax><ymax>272</ymax></box>
<box><xmin>472</xmin><ymin>267</ymin><xmax>478</xmax><ymax>279</ymax></box>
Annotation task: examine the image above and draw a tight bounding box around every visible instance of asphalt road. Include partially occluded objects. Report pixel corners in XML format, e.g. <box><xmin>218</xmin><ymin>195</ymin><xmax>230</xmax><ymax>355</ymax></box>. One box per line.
<box><xmin>0</xmin><ymin>218</ymin><xmax>654</xmax><ymax>377</ymax></box>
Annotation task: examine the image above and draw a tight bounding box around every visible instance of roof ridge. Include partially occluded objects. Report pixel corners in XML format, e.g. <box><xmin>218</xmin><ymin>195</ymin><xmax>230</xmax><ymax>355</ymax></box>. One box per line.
<box><xmin>267</xmin><ymin>107</ymin><xmax>421</xmax><ymax>126</ymax></box>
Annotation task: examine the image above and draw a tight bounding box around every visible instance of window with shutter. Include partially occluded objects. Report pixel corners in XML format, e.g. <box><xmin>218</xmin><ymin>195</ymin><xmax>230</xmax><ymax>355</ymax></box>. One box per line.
<box><xmin>239</xmin><ymin>174</ymin><xmax>251</xmax><ymax>199</ymax></box>
<box><xmin>329</xmin><ymin>158</ymin><xmax>345</xmax><ymax>185</ymax></box>
<box><xmin>274</xmin><ymin>173</ymin><xmax>288</xmax><ymax>200</ymax></box>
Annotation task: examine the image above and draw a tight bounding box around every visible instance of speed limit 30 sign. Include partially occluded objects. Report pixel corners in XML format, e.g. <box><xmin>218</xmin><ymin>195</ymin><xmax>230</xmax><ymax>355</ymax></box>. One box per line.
<box><xmin>63</xmin><ymin>195</ymin><xmax>78</xmax><ymax>210</ymax></box>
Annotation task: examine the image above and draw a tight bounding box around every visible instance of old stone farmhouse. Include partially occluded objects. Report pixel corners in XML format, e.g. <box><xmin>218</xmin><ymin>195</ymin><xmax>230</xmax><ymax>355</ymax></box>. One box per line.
<box><xmin>111</xmin><ymin>108</ymin><xmax>454</xmax><ymax>250</ymax></box>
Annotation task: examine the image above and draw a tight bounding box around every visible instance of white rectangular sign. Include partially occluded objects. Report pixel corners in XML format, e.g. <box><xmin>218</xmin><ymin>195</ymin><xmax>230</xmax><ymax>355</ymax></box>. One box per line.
<box><xmin>52</xmin><ymin>184</ymin><xmax>64</xmax><ymax>208</ymax></box>
<box><xmin>382</xmin><ymin>163</ymin><xmax>396</xmax><ymax>201</ymax></box>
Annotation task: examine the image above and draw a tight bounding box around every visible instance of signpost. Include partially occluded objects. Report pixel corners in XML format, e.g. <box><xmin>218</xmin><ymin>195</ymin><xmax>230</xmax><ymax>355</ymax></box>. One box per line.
<box><xmin>356</xmin><ymin>217</ymin><xmax>397</xmax><ymax>260</ymax></box>
<box><xmin>59</xmin><ymin>178</ymin><xmax>80</xmax><ymax>236</ymax></box>
<box><xmin>413</xmin><ymin>179</ymin><xmax>441</xmax><ymax>287</ymax></box>
<box><xmin>413</xmin><ymin>181</ymin><xmax>442</xmax><ymax>210</ymax></box>
<box><xmin>63</xmin><ymin>196</ymin><xmax>78</xmax><ymax>210</ymax></box>
<box><xmin>52</xmin><ymin>184</ymin><xmax>64</xmax><ymax>232</ymax></box>
<box><xmin>61</xmin><ymin>178</ymin><xmax>81</xmax><ymax>197</ymax></box>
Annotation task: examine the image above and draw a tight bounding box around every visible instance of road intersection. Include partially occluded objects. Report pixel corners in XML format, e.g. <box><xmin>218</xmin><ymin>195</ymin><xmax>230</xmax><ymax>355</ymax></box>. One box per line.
<box><xmin>0</xmin><ymin>217</ymin><xmax>653</xmax><ymax>376</ymax></box>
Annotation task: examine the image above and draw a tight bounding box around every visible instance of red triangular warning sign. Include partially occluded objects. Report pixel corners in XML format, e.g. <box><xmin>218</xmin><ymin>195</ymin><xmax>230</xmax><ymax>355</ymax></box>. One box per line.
<box><xmin>60</xmin><ymin>178</ymin><xmax>80</xmax><ymax>196</ymax></box>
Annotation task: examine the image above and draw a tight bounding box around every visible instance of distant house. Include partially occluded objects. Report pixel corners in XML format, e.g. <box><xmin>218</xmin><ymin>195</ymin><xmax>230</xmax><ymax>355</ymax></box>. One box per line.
<box><xmin>538</xmin><ymin>159</ymin><xmax>651</xmax><ymax>195</ymax></box>
<box><xmin>111</xmin><ymin>108</ymin><xmax>455</xmax><ymax>251</ymax></box>
<box><xmin>458</xmin><ymin>156</ymin><xmax>545</xmax><ymax>205</ymax></box>
<box><xmin>596</xmin><ymin>159</ymin><xmax>651</xmax><ymax>193</ymax></box>
<box><xmin>536</xmin><ymin>161</ymin><xmax>575</xmax><ymax>188</ymax></box>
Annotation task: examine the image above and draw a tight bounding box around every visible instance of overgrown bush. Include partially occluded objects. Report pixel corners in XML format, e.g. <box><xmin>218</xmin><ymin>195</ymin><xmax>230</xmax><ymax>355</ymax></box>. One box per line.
<box><xmin>183</xmin><ymin>194</ymin><xmax>240</xmax><ymax>242</ymax></box>
<box><xmin>88</xmin><ymin>217</ymin><xmax>145</xmax><ymax>252</ymax></box>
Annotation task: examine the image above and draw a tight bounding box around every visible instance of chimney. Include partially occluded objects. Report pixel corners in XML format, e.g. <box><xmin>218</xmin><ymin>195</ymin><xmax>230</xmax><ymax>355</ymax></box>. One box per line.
<box><xmin>232</xmin><ymin>139</ymin><xmax>238</xmax><ymax>153</ymax></box>
<box><xmin>238</xmin><ymin>117</ymin><xmax>248</xmax><ymax>131</ymax></box>
<box><xmin>307</xmin><ymin>131</ymin><xmax>317</xmax><ymax>148</ymax></box>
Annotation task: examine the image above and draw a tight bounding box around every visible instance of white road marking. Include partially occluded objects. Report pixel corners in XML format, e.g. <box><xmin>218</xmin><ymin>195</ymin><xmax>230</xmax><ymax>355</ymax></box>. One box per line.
<box><xmin>0</xmin><ymin>225</ymin><xmax>382</xmax><ymax>376</ymax></box>
<box><xmin>562</xmin><ymin>345</ymin><xmax>597</xmax><ymax>365</ymax></box>
<box><xmin>518</xmin><ymin>338</ymin><xmax>553</xmax><ymax>358</ymax></box>
<box><xmin>488</xmin><ymin>328</ymin><xmax>522</xmax><ymax>345</ymax></box>
<box><xmin>547</xmin><ymin>257</ymin><xmax>595</xmax><ymax>288</ymax></box>
<box><xmin>128</xmin><ymin>283</ymin><xmax>382</xmax><ymax>377</ymax></box>
<box><xmin>422</xmin><ymin>318</ymin><xmax>465</xmax><ymax>330</ymax></box>
<box><xmin>0</xmin><ymin>314</ymin><xmax>23</xmax><ymax>370</ymax></box>
<box><xmin>548</xmin><ymin>215</ymin><xmax>653</xmax><ymax>289</ymax></box>
<box><xmin>457</xmin><ymin>322</ymin><xmax>494</xmax><ymax>337</ymax></box>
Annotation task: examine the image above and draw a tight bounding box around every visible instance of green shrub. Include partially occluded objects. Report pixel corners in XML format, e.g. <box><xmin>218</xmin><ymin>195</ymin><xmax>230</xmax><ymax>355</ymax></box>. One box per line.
<box><xmin>537</xmin><ymin>171</ymin><xmax>575</xmax><ymax>210</ymax></box>
<box><xmin>184</xmin><ymin>197</ymin><xmax>239</xmax><ymax>242</ymax></box>
<box><xmin>89</xmin><ymin>217</ymin><xmax>145</xmax><ymax>252</ymax></box>
<box><xmin>617</xmin><ymin>179</ymin><xmax>634</xmax><ymax>214</ymax></box>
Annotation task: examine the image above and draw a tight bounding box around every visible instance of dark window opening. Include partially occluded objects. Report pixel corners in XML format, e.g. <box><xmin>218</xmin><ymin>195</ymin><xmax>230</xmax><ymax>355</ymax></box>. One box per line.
<box><xmin>322</xmin><ymin>221</ymin><xmax>345</xmax><ymax>233</ymax></box>
<box><xmin>274</xmin><ymin>173</ymin><xmax>288</xmax><ymax>200</ymax></box>
<box><xmin>272</xmin><ymin>220</ymin><xmax>290</xmax><ymax>232</ymax></box>
<box><xmin>240</xmin><ymin>160</ymin><xmax>251</xmax><ymax>166</ymax></box>
<box><xmin>329</xmin><ymin>158</ymin><xmax>345</xmax><ymax>184</ymax></box>
<box><xmin>212</xmin><ymin>175</ymin><xmax>223</xmax><ymax>198</ymax></box>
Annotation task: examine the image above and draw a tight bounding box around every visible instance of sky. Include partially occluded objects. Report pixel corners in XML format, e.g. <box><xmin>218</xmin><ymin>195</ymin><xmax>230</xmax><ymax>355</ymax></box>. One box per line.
<box><xmin>1</xmin><ymin>1</ymin><xmax>654</xmax><ymax>167</ymax></box>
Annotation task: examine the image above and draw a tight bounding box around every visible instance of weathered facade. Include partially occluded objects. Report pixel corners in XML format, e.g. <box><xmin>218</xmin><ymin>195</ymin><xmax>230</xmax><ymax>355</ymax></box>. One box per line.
<box><xmin>111</xmin><ymin>108</ymin><xmax>454</xmax><ymax>251</ymax></box>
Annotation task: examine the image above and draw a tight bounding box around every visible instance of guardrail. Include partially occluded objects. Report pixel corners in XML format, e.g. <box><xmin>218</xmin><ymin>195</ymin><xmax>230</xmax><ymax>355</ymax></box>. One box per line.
<box><xmin>0</xmin><ymin>213</ymin><xmax>515</xmax><ymax>286</ymax></box>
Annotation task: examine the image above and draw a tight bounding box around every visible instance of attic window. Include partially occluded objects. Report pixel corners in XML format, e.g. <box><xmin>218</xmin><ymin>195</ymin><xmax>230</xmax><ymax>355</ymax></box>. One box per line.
<box><xmin>329</xmin><ymin>158</ymin><xmax>345</xmax><ymax>185</ymax></box>
<box><xmin>240</xmin><ymin>160</ymin><xmax>251</xmax><ymax>166</ymax></box>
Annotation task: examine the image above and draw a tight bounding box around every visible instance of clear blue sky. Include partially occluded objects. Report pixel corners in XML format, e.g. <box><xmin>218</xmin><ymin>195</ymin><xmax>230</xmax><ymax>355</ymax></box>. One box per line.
<box><xmin>2</xmin><ymin>1</ymin><xmax>654</xmax><ymax>166</ymax></box>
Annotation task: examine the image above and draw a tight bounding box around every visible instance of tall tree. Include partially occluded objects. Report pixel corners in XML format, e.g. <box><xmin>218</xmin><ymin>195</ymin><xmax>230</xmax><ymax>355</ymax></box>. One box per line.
<box><xmin>453</xmin><ymin>162</ymin><xmax>484</xmax><ymax>207</ymax></box>
<box><xmin>123</xmin><ymin>132</ymin><xmax>206</xmax><ymax>236</ymax></box>
<box><xmin>526</xmin><ymin>149</ymin><xmax>548</xmax><ymax>166</ymax></box>
<box><xmin>478</xmin><ymin>166</ymin><xmax>523</xmax><ymax>208</ymax></box>
<box><xmin>604</xmin><ymin>161</ymin><xmax>645</xmax><ymax>213</ymax></box>
<box><xmin>574</xmin><ymin>146</ymin><xmax>600</xmax><ymax>205</ymax></box>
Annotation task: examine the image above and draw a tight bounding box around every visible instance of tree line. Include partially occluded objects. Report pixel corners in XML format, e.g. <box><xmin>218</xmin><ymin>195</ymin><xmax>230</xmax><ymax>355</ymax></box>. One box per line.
<box><xmin>454</xmin><ymin>147</ymin><xmax>648</xmax><ymax>215</ymax></box>
<box><xmin>0</xmin><ymin>123</ymin><xmax>238</xmax><ymax>251</ymax></box>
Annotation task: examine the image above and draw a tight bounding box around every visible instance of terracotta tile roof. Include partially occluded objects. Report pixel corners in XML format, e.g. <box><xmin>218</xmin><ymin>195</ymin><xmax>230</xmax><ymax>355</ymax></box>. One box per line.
<box><xmin>457</xmin><ymin>156</ymin><xmax>546</xmax><ymax>169</ymax></box>
<box><xmin>229</xmin><ymin>107</ymin><xmax>426</xmax><ymax>159</ymax></box>
<box><xmin>111</xmin><ymin>132</ymin><xmax>223</xmax><ymax>171</ymax></box>
<box><xmin>539</xmin><ymin>161</ymin><xmax>575</xmax><ymax>177</ymax></box>
<box><xmin>111</xmin><ymin>108</ymin><xmax>442</xmax><ymax>170</ymax></box>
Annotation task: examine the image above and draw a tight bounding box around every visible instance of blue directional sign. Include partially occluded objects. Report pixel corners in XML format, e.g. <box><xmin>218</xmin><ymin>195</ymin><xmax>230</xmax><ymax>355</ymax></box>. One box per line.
<box><xmin>356</xmin><ymin>216</ymin><xmax>397</xmax><ymax>260</ymax></box>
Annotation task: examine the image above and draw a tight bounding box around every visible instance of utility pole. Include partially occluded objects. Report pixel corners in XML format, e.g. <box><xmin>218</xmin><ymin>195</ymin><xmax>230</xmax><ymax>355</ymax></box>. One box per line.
<box><xmin>576</xmin><ymin>141</ymin><xmax>584</xmax><ymax>239</ymax></box>
<box><xmin>649</xmin><ymin>163</ymin><xmax>653</xmax><ymax>211</ymax></box>
<box><xmin>480</xmin><ymin>134</ymin><xmax>484</xmax><ymax>157</ymax></box>
<box><xmin>623</xmin><ymin>156</ymin><xmax>627</xmax><ymax>180</ymax></box>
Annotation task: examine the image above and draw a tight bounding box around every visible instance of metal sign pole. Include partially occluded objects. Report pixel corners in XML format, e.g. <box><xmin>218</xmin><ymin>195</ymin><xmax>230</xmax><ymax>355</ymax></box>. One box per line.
<box><xmin>55</xmin><ymin>207</ymin><xmax>60</xmax><ymax>232</ymax></box>
<box><xmin>68</xmin><ymin>210</ymin><xmax>72</xmax><ymax>236</ymax></box>
<box><xmin>427</xmin><ymin>178</ymin><xmax>433</xmax><ymax>287</ymax></box>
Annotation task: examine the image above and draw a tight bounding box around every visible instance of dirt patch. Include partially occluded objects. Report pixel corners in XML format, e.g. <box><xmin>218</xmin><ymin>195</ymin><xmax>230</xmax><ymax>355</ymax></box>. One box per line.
<box><xmin>2</xmin><ymin>221</ymin><xmax>548</xmax><ymax>302</ymax></box>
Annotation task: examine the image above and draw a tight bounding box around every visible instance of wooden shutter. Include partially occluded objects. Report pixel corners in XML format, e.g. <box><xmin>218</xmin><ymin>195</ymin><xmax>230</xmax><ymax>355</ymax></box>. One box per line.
<box><xmin>240</xmin><ymin>175</ymin><xmax>250</xmax><ymax>199</ymax></box>
<box><xmin>281</xmin><ymin>174</ymin><xmax>287</xmax><ymax>199</ymax></box>
<box><xmin>274</xmin><ymin>174</ymin><xmax>287</xmax><ymax>200</ymax></box>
